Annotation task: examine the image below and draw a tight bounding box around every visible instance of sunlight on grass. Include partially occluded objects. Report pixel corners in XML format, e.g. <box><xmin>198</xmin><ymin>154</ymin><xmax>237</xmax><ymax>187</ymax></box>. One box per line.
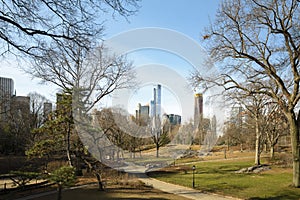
<box><xmin>150</xmin><ymin>158</ymin><xmax>300</xmax><ymax>199</ymax></box>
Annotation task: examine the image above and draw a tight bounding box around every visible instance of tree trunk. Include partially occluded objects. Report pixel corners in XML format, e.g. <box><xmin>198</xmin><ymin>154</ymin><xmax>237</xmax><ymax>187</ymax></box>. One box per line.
<box><xmin>270</xmin><ymin>145</ymin><xmax>275</xmax><ymax>159</ymax></box>
<box><xmin>156</xmin><ymin>144</ymin><xmax>159</xmax><ymax>158</ymax></box>
<box><xmin>66</xmin><ymin>124</ymin><xmax>72</xmax><ymax>167</ymax></box>
<box><xmin>254</xmin><ymin>117</ymin><xmax>261</xmax><ymax>165</ymax></box>
<box><xmin>95</xmin><ymin>173</ymin><xmax>104</xmax><ymax>191</ymax></box>
<box><xmin>57</xmin><ymin>184</ymin><xmax>62</xmax><ymax>200</ymax></box>
<box><xmin>288</xmin><ymin>112</ymin><xmax>300</xmax><ymax>187</ymax></box>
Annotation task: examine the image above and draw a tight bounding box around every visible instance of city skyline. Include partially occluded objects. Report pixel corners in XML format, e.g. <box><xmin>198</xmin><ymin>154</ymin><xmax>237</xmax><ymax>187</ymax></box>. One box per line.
<box><xmin>129</xmin><ymin>84</ymin><xmax>182</xmax><ymax>118</ymax></box>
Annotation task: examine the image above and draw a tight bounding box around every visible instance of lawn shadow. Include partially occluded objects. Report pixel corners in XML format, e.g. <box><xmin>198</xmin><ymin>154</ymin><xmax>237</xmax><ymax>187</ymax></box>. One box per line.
<box><xmin>198</xmin><ymin>182</ymin><xmax>246</xmax><ymax>194</ymax></box>
<box><xmin>247</xmin><ymin>190</ymin><xmax>300</xmax><ymax>200</ymax></box>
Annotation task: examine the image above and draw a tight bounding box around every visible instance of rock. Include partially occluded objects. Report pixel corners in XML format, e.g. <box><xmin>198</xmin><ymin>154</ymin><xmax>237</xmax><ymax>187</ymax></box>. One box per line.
<box><xmin>235</xmin><ymin>164</ymin><xmax>271</xmax><ymax>174</ymax></box>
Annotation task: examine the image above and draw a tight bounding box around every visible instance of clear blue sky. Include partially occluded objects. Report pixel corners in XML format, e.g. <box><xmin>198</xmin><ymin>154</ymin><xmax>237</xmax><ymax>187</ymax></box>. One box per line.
<box><xmin>0</xmin><ymin>1</ymin><xmax>220</xmax><ymax>118</ymax></box>
<box><xmin>105</xmin><ymin>1</ymin><xmax>220</xmax><ymax>119</ymax></box>
<box><xmin>105</xmin><ymin>1</ymin><xmax>219</xmax><ymax>41</ymax></box>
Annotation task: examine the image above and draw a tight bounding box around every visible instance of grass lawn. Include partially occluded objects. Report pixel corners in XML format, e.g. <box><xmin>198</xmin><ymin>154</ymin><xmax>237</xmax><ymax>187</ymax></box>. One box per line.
<box><xmin>149</xmin><ymin>157</ymin><xmax>300</xmax><ymax>199</ymax></box>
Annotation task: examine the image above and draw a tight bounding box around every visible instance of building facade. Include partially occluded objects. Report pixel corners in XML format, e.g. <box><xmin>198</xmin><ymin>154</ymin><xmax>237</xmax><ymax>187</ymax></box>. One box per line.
<box><xmin>136</xmin><ymin>103</ymin><xmax>150</xmax><ymax>125</ymax></box>
<box><xmin>150</xmin><ymin>84</ymin><xmax>162</xmax><ymax>119</ymax></box>
<box><xmin>167</xmin><ymin>114</ymin><xmax>181</xmax><ymax>125</ymax></box>
<box><xmin>0</xmin><ymin>77</ymin><xmax>14</xmax><ymax>118</ymax></box>
<box><xmin>194</xmin><ymin>93</ymin><xmax>203</xmax><ymax>127</ymax></box>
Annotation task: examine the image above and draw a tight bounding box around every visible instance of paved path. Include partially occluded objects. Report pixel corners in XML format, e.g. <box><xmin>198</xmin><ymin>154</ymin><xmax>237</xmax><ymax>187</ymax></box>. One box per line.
<box><xmin>122</xmin><ymin>164</ymin><xmax>239</xmax><ymax>200</ymax></box>
<box><xmin>138</xmin><ymin>174</ymin><xmax>239</xmax><ymax>200</ymax></box>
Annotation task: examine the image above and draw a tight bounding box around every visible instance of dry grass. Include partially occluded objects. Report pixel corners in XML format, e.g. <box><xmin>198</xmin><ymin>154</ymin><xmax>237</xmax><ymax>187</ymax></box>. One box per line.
<box><xmin>28</xmin><ymin>181</ymin><xmax>190</xmax><ymax>200</ymax></box>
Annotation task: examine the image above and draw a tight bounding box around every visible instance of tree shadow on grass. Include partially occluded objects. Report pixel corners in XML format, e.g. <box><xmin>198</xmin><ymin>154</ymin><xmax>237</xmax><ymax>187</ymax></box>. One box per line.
<box><xmin>103</xmin><ymin>187</ymin><xmax>184</xmax><ymax>200</ymax></box>
<box><xmin>248</xmin><ymin>192</ymin><xmax>300</xmax><ymax>200</ymax></box>
<box><xmin>30</xmin><ymin>186</ymin><xmax>178</xmax><ymax>200</ymax></box>
<box><xmin>198</xmin><ymin>182</ymin><xmax>246</xmax><ymax>194</ymax></box>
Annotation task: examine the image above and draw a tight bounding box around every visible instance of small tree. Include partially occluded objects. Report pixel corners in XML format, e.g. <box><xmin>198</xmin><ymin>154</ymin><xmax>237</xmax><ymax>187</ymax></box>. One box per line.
<box><xmin>28</xmin><ymin>92</ymin><xmax>50</xmax><ymax>129</ymax></box>
<box><xmin>264</xmin><ymin>104</ymin><xmax>289</xmax><ymax>158</ymax></box>
<box><xmin>151</xmin><ymin>116</ymin><xmax>170</xmax><ymax>158</ymax></box>
<box><xmin>48</xmin><ymin>166</ymin><xmax>76</xmax><ymax>200</ymax></box>
<box><xmin>9</xmin><ymin>171</ymin><xmax>39</xmax><ymax>189</ymax></box>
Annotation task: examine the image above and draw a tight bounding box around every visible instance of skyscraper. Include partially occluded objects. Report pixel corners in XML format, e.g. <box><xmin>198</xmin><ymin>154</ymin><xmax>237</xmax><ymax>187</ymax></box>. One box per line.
<box><xmin>194</xmin><ymin>93</ymin><xmax>203</xmax><ymax>127</ymax></box>
<box><xmin>150</xmin><ymin>100</ymin><xmax>155</xmax><ymax>118</ymax></box>
<box><xmin>0</xmin><ymin>77</ymin><xmax>14</xmax><ymax>97</ymax></box>
<box><xmin>156</xmin><ymin>84</ymin><xmax>161</xmax><ymax>118</ymax></box>
<box><xmin>150</xmin><ymin>84</ymin><xmax>162</xmax><ymax>119</ymax></box>
<box><xmin>0</xmin><ymin>77</ymin><xmax>14</xmax><ymax>118</ymax></box>
<box><xmin>43</xmin><ymin>102</ymin><xmax>53</xmax><ymax>120</ymax></box>
<box><xmin>136</xmin><ymin>103</ymin><xmax>150</xmax><ymax>125</ymax></box>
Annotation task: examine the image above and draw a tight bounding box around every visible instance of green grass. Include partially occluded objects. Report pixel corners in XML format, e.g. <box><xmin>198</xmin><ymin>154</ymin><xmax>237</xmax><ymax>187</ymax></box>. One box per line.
<box><xmin>149</xmin><ymin>158</ymin><xmax>300</xmax><ymax>199</ymax></box>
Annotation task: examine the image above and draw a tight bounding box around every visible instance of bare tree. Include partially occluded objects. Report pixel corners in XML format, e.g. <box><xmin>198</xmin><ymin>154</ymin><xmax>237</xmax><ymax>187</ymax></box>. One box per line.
<box><xmin>0</xmin><ymin>0</ymin><xmax>139</xmax><ymax>57</ymax></box>
<box><xmin>28</xmin><ymin>92</ymin><xmax>50</xmax><ymax>128</ymax></box>
<box><xmin>244</xmin><ymin>95</ymin><xmax>269</xmax><ymax>165</ymax></box>
<box><xmin>193</xmin><ymin>0</ymin><xmax>300</xmax><ymax>187</ymax></box>
<box><xmin>4</xmin><ymin>96</ymin><xmax>31</xmax><ymax>154</ymax></box>
<box><xmin>150</xmin><ymin>116</ymin><xmax>171</xmax><ymax>158</ymax></box>
<box><xmin>222</xmin><ymin>121</ymin><xmax>246</xmax><ymax>152</ymax></box>
<box><xmin>28</xmin><ymin>42</ymin><xmax>135</xmax><ymax>113</ymax></box>
<box><xmin>264</xmin><ymin>103</ymin><xmax>289</xmax><ymax>159</ymax></box>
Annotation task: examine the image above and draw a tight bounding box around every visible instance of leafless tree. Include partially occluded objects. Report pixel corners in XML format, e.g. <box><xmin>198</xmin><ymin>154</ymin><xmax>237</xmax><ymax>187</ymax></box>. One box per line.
<box><xmin>264</xmin><ymin>103</ymin><xmax>289</xmax><ymax>159</ymax></box>
<box><xmin>28</xmin><ymin>92</ymin><xmax>50</xmax><ymax>128</ymax></box>
<box><xmin>5</xmin><ymin>96</ymin><xmax>31</xmax><ymax>154</ymax></box>
<box><xmin>0</xmin><ymin>0</ymin><xmax>140</xmax><ymax>58</ymax></box>
<box><xmin>150</xmin><ymin>115</ymin><xmax>171</xmax><ymax>158</ymax></box>
<box><xmin>222</xmin><ymin>121</ymin><xmax>247</xmax><ymax>152</ymax></box>
<box><xmin>27</xmin><ymin>42</ymin><xmax>135</xmax><ymax>113</ymax></box>
<box><xmin>193</xmin><ymin>0</ymin><xmax>300</xmax><ymax>187</ymax></box>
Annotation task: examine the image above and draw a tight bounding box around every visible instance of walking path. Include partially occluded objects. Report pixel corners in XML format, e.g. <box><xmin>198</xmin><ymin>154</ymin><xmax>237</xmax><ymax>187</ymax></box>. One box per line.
<box><xmin>138</xmin><ymin>173</ymin><xmax>239</xmax><ymax>200</ymax></box>
<box><xmin>122</xmin><ymin>163</ymin><xmax>240</xmax><ymax>200</ymax></box>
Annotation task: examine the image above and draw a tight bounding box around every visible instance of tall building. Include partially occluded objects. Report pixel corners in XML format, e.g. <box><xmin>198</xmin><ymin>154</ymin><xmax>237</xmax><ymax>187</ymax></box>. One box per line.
<box><xmin>230</xmin><ymin>106</ymin><xmax>244</xmax><ymax>126</ymax></box>
<box><xmin>135</xmin><ymin>103</ymin><xmax>149</xmax><ymax>125</ymax></box>
<box><xmin>156</xmin><ymin>84</ymin><xmax>161</xmax><ymax>118</ymax></box>
<box><xmin>43</xmin><ymin>102</ymin><xmax>53</xmax><ymax>120</ymax></box>
<box><xmin>0</xmin><ymin>77</ymin><xmax>14</xmax><ymax>98</ymax></box>
<box><xmin>10</xmin><ymin>96</ymin><xmax>30</xmax><ymax>118</ymax></box>
<box><xmin>167</xmin><ymin>114</ymin><xmax>181</xmax><ymax>125</ymax></box>
<box><xmin>194</xmin><ymin>93</ymin><xmax>203</xmax><ymax>127</ymax></box>
<box><xmin>0</xmin><ymin>77</ymin><xmax>14</xmax><ymax>117</ymax></box>
<box><xmin>150</xmin><ymin>100</ymin><xmax>155</xmax><ymax>118</ymax></box>
<box><xmin>150</xmin><ymin>84</ymin><xmax>161</xmax><ymax>119</ymax></box>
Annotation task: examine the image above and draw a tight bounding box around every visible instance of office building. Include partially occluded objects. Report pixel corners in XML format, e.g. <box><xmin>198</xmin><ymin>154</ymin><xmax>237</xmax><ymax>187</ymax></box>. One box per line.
<box><xmin>0</xmin><ymin>77</ymin><xmax>14</xmax><ymax>117</ymax></box>
<box><xmin>135</xmin><ymin>103</ymin><xmax>149</xmax><ymax>125</ymax></box>
<box><xmin>150</xmin><ymin>84</ymin><xmax>162</xmax><ymax>119</ymax></box>
<box><xmin>194</xmin><ymin>93</ymin><xmax>203</xmax><ymax>127</ymax></box>
<box><xmin>156</xmin><ymin>84</ymin><xmax>161</xmax><ymax>118</ymax></box>
<box><xmin>10</xmin><ymin>96</ymin><xmax>30</xmax><ymax>118</ymax></box>
<box><xmin>167</xmin><ymin>114</ymin><xmax>181</xmax><ymax>125</ymax></box>
<box><xmin>43</xmin><ymin>102</ymin><xmax>53</xmax><ymax>120</ymax></box>
<box><xmin>230</xmin><ymin>106</ymin><xmax>244</xmax><ymax>126</ymax></box>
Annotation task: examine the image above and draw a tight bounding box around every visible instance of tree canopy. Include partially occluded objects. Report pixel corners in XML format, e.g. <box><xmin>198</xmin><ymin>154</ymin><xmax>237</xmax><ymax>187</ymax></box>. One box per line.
<box><xmin>0</xmin><ymin>0</ymin><xmax>140</xmax><ymax>57</ymax></box>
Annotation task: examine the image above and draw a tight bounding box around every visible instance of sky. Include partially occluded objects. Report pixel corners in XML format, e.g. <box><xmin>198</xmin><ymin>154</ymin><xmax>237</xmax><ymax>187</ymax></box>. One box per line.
<box><xmin>0</xmin><ymin>0</ymin><xmax>221</xmax><ymax>122</ymax></box>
